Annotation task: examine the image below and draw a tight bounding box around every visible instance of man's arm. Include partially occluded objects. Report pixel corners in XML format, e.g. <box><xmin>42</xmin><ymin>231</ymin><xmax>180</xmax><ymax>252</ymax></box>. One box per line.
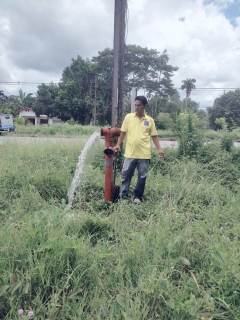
<box><xmin>114</xmin><ymin>131</ymin><xmax>126</xmax><ymax>152</ymax></box>
<box><xmin>151</xmin><ymin>135</ymin><xmax>164</xmax><ymax>158</ymax></box>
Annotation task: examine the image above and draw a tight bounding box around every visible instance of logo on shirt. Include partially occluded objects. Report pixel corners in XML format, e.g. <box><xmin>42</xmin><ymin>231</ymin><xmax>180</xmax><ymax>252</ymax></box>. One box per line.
<box><xmin>144</xmin><ymin>120</ymin><xmax>149</xmax><ymax>126</ymax></box>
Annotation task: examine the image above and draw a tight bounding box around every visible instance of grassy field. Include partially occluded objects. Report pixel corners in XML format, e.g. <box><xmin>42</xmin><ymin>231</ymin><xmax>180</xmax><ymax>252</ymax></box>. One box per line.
<box><xmin>0</xmin><ymin>128</ymin><xmax>240</xmax><ymax>319</ymax></box>
<box><xmin>11</xmin><ymin>124</ymin><xmax>240</xmax><ymax>142</ymax></box>
<box><xmin>13</xmin><ymin>124</ymin><xmax>97</xmax><ymax>137</ymax></box>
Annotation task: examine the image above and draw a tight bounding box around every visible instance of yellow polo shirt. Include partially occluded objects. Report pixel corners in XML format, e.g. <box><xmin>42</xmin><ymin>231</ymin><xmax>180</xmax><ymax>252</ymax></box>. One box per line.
<box><xmin>121</xmin><ymin>113</ymin><xmax>158</xmax><ymax>159</ymax></box>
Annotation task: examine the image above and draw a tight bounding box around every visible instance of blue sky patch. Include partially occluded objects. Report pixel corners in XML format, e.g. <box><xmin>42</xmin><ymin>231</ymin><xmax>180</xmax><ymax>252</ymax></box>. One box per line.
<box><xmin>179</xmin><ymin>17</ymin><xmax>185</xmax><ymax>22</ymax></box>
<box><xmin>203</xmin><ymin>0</ymin><xmax>240</xmax><ymax>27</ymax></box>
<box><xmin>223</xmin><ymin>1</ymin><xmax>240</xmax><ymax>27</ymax></box>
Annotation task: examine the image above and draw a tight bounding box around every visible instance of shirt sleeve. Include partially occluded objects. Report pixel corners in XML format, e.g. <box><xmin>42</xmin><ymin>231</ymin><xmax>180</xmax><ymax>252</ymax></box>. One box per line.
<box><xmin>150</xmin><ymin>118</ymin><xmax>158</xmax><ymax>136</ymax></box>
<box><xmin>121</xmin><ymin>114</ymin><xmax>129</xmax><ymax>132</ymax></box>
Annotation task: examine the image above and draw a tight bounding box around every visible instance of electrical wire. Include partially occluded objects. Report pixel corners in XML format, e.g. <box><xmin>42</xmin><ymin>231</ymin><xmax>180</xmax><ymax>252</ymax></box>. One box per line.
<box><xmin>0</xmin><ymin>81</ymin><xmax>239</xmax><ymax>92</ymax></box>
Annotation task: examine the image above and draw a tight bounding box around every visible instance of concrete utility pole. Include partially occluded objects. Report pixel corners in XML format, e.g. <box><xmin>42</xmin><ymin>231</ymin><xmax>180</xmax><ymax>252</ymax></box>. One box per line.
<box><xmin>111</xmin><ymin>0</ymin><xmax>127</xmax><ymax>127</ymax></box>
<box><xmin>94</xmin><ymin>76</ymin><xmax>98</xmax><ymax>126</ymax></box>
<box><xmin>131</xmin><ymin>87</ymin><xmax>137</xmax><ymax>113</ymax></box>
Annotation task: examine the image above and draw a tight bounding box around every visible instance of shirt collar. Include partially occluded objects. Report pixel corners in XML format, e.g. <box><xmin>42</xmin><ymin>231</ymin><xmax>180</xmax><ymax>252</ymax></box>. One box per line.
<box><xmin>134</xmin><ymin>112</ymin><xmax>147</xmax><ymax>119</ymax></box>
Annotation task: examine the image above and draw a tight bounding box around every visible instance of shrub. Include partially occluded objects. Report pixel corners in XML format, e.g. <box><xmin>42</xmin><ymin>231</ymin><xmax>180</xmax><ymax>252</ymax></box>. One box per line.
<box><xmin>14</xmin><ymin>116</ymin><xmax>27</xmax><ymax>126</ymax></box>
<box><xmin>66</xmin><ymin>118</ymin><xmax>78</xmax><ymax>125</ymax></box>
<box><xmin>221</xmin><ymin>133</ymin><xmax>233</xmax><ymax>152</ymax></box>
<box><xmin>155</xmin><ymin>112</ymin><xmax>174</xmax><ymax>130</ymax></box>
<box><xmin>175</xmin><ymin>113</ymin><xmax>203</xmax><ymax>158</ymax></box>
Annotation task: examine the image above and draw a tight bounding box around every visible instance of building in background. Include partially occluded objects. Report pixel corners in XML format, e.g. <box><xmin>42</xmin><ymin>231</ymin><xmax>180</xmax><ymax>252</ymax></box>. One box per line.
<box><xmin>16</xmin><ymin>107</ymin><xmax>63</xmax><ymax>125</ymax></box>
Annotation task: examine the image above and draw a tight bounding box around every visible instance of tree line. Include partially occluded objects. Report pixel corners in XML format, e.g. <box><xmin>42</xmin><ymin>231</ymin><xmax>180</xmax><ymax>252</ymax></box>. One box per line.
<box><xmin>0</xmin><ymin>44</ymin><xmax>239</xmax><ymax>130</ymax></box>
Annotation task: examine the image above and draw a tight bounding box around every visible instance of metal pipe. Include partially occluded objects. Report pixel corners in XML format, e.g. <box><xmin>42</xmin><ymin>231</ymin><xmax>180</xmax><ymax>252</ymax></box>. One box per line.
<box><xmin>101</xmin><ymin>127</ymin><xmax>121</xmax><ymax>201</ymax></box>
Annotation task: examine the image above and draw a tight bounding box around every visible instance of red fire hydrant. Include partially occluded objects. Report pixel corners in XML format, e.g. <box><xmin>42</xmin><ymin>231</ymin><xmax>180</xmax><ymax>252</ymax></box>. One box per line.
<box><xmin>101</xmin><ymin>127</ymin><xmax>121</xmax><ymax>201</ymax></box>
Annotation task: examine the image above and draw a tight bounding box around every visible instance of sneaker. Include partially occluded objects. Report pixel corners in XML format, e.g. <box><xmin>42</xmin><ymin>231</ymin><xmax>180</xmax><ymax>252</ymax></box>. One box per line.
<box><xmin>133</xmin><ymin>197</ymin><xmax>141</xmax><ymax>204</ymax></box>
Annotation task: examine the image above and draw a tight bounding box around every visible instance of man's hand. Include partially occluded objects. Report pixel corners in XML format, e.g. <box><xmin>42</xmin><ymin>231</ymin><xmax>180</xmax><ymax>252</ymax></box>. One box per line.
<box><xmin>158</xmin><ymin>148</ymin><xmax>164</xmax><ymax>158</ymax></box>
<box><xmin>114</xmin><ymin>145</ymin><xmax>121</xmax><ymax>153</ymax></box>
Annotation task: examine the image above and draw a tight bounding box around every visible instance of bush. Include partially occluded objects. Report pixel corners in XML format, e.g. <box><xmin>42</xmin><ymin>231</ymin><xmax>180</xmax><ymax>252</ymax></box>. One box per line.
<box><xmin>66</xmin><ymin>118</ymin><xmax>78</xmax><ymax>125</ymax></box>
<box><xmin>221</xmin><ymin>133</ymin><xmax>234</xmax><ymax>152</ymax></box>
<box><xmin>175</xmin><ymin>113</ymin><xmax>203</xmax><ymax>158</ymax></box>
<box><xmin>14</xmin><ymin>116</ymin><xmax>27</xmax><ymax>126</ymax></box>
<box><xmin>155</xmin><ymin>112</ymin><xmax>174</xmax><ymax>130</ymax></box>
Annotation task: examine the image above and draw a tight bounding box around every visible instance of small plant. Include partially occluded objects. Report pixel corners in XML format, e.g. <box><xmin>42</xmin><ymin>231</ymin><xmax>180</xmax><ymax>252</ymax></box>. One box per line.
<box><xmin>66</xmin><ymin>118</ymin><xmax>78</xmax><ymax>125</ymax></box>
<box><xmin>215</xmin><ymin>117</ymin><xmax>227</xmax><ymax>130</ymax></box>
<box><xmin>221</xmin><ymin>133</ymin><xmax>233</xmax><ymax>152</ymax></box>
<box><xmin>14</xmin><ymin>116</ymin><xmax>27</xmax><ymax>126</ymax></box>
<box><xmin>175</xmin><ymin>113</ymin><xmax>203</xmax><ymax>158</ymax></box>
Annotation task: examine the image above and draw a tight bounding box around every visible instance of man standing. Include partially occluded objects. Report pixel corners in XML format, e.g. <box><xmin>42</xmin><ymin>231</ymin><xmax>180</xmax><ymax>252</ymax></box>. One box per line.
<box><xmin>114</xmin><ymin>96</ymin><xmax>164</xmax><ymax>203</ymax></box>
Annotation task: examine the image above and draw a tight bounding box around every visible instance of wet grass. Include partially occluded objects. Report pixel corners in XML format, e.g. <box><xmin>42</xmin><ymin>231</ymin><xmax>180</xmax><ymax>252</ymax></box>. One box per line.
<box><xmin>0</xmin><ymin>137</ymin><xmax>240</xmax><ymax>319</ymax></box>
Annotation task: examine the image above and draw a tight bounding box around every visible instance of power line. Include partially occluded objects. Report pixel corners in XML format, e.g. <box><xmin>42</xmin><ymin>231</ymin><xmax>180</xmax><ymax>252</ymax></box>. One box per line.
<box><xmin>0</xmin><ymin>81</ymin><xmax>239</xmax><ymax>91</ymax></box>
<box><xmin>0</xmin><ymin>81</ymin><xmax>58</xmax><ymax>85</ymax></box>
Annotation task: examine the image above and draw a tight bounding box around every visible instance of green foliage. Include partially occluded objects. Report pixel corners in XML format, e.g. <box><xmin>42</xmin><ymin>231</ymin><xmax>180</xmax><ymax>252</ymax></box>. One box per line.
<box><xmin>208</xmin><ymin>89</ymin><xmax>240</xmax><ymax>129</ymax></box>
<box><xmin>215</xmin><ymin>117</ymin><xmax>227</xmax><ymax>130</ymax></box>
<box><xmin>196</xmin><ymin>109</ymin><xmax>209</xmax><ymax>129</ymax></box>
<box><xmin>175</xmin><ymin>113</ymin><xmax>203</xmax><ymax>158</ymax></box>
<box><xmin>155</xmin><ymin>112</ymin><xmax>174</xmax><ymax>130</ymax></box>
<box><xmin>14</xmin><ymin>116</ymin><xmax>27</xmax><ymax>126</ymax></box>
<box><xmin>0</xmin><ymin>139</ymin><xmax>85</xmax><ymax>214</ymax></box>
<box><xmin>221</xmin><ymin>133</ymin><xmax>234</xmax><ymax>152</ymax></box>
<box><xmin>148</xmin><ymin>91</ymin><xmax>182</xmax><ymax>120</ymax></box>
<box><xmin>18</xmin><ymin>89</ymin><xmax>34</xmax><ymax>108</ymax></box>
<box><xmin>124</xmin><ymin>46</ymin><xmax>178</xmax><ymax>96</ymax></box>
<box><xmin>1</xmin><ymin>127</ymin><xmax>240</xmax><ymax>319</ymax></box>
<box><xmin>0</xmin><ymin>92</ymin><xmax>20</xmax><ymax>115</ymax></box>
<box><xmin>181</xmin><ymin>78</ymin><xmax>196</xmax><ymax>98</ymax></box>
<box><xmin>33</xmin><ymin>82</ymin><xmax>59</xmax><ymax>117</ymax></box>
<box><xmin>66</xmin><ymin>118</ymin><xmax>78</xmax><ymax>125</ymax></box>
<box><xmin>2</xmin><ymin>45</ymin><xmax>180</xmax><ymax>125</ymax></box>
<box><xmin>14</xmin><ymin>123</ymin><xmax>97</xmax><ymax>136</ymax></box>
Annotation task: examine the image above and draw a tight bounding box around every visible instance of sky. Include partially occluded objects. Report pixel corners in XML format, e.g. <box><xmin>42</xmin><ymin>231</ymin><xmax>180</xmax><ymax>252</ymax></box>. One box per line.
<box><xmin>1</xmin><ymin>0</ymin><xmax>240</xmax><ymax>109</ymax></box>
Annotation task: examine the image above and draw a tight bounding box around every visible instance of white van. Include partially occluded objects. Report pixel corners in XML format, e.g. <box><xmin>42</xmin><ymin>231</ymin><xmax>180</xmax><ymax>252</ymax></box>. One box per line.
<box><xmin>0</xmin><ymin>114</ymin><xmax>15</xmax><ymax>133</ymax></box>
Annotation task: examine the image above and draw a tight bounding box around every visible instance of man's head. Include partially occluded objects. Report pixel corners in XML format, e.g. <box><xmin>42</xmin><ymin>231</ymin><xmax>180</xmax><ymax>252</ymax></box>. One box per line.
<box><xmin>135</xmin><ymin>96</ymin><xmax>147</xmax><ymax>106</ymax></box>
<box><xmin>134</xmin><ymin>96</ymin><xmax>147</xmax><ymax>117</ymax></box>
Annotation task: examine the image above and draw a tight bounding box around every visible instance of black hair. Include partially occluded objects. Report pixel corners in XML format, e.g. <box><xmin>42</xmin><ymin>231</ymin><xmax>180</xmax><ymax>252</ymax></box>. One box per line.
<box><xmin>135</xmin><ymin>95</ymin><xmax>147</xmax><ymax>106</ymax></box>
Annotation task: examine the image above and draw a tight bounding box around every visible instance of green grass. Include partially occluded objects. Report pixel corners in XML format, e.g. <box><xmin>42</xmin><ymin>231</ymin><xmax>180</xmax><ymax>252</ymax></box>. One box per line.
<box><xmin>158</xmin><ymin>128</ymin><xmax>240</xmax><ymax>141</ymax></box>
<box><xmin>14</xmin><ymin>124</ymin><xmax>98</xmax><ymax>137</ymax></box>
<box><xmin>0</xmin><ymin>134</ymin><xmax>240</xmax><ymax>319</ymax></box>
<box><xmin>12</xmin><ymin>124</ymin><xmax>240</xmax><ymax>143</ymax></box>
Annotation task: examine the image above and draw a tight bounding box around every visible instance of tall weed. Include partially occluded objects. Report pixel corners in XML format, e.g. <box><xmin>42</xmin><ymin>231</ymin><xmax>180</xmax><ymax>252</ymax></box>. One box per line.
<box><xmin>14</xmin><ymin>124</ymin><xmax>97</xmax><ymax>136</ymax></box>
<box><xmin>0</xmin><ymin>138</ymin><xmax>240</xmax><ymax>319</ymax></box>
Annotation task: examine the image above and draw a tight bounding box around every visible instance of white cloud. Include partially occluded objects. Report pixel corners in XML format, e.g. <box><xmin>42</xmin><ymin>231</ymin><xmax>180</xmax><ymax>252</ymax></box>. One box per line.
<box><xmin>0</xmin><ymin>0</ymin><xmax>240</xmax><ymax>108</ymax></box>
<box><xmin>127</xmin><ymin>0</ymin><xmax>240</xmax><ymax>107</ymax></box>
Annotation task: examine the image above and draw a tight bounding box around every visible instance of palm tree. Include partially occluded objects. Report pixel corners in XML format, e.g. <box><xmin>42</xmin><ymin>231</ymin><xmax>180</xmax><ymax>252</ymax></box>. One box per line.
<box><xmin>181</xmin><ymin>78</ymin><xmax>196</xmax><ymax>112</ymax></box>
<box><xmin>18</xmin><ymin>89</ymin><xmax>33</xmax><ymax>107</ymax></box>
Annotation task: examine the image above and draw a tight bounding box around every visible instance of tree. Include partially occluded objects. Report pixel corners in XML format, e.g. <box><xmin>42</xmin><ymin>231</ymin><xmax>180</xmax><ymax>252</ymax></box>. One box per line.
<box><xmin>0</xmin><ymin>92</ymin><xmax>20</xmax><ymax>115</ymax></box>
<box><xmin>125</xmin><ymin>46</ymin><xmax>178</xmax><ymax>98</ymax></box>
<box><xmin>155</xmin><ymin>112</ymin><xmax>174</xmax><ymax>130</ymax></box>
<box><xmin>91</xmin><ymin>45</ymin><xmax>178</xmax><ymax>122</ymax></box>
<box><xmin>34</xmin><ymin>83</ymin><xmax>60</xmax><ymax>117</ymax></box>
<box><xmin>14</xmin><ymin>46</ymin><xmax>179</xmax><ymax>125</ymax></box>
<box><xmin>18</xmin><ymin>89</ymin><xmax>34</xmax><ymax>107</ymax></box>
<box><xmin>61</xmin><ymin>56</ymin><xmax>95</xmax><ymax>97</ymax></box>
<box><xmin>56</xmin><ymin>80</ymin><xmax>92</xmax><ymax>124</ymax></box>
<box><xmin>92</xmin><ymin>48</ymin><xmax>114</xmax><ymax>124</ymax></box>
<box><xmin>61</xmin><ymin>56</ymin><xmax>96</xmax><ymax>123</ymax></box>
<box><xmin>196</xmin><ymin>109</ymin><xmax>209</xmax><ymax>129</ymax></box>
<box><xmin>152</xmin><ymin>90</ymin><xmax>183</xmax><ymax>118</ymax></box>
<box><xmin>208</xmin><ymin>89</ymin><xmax>240</xmax><ymax>129</ymax></box>
<box><xmin>181</xmin><ymin>78</ymin><xmax>196</xmax><ymax>112</ymax></box>
<box><xmin>215</xmin><ymin>117</ymin><xmax>227</xmax><ymax>131</ymax></box>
